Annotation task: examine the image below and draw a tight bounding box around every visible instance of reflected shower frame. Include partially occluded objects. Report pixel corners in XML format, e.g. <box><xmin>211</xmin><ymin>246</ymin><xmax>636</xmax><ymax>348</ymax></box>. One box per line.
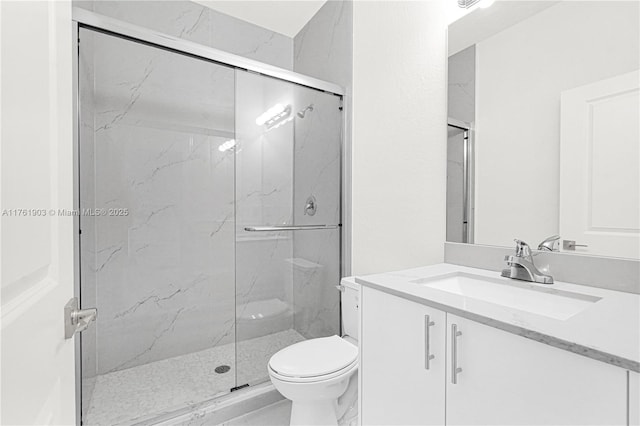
<box><xmin>447</xmin><ymin>118</ymin><xmax>475</xmax><ymax>244</ymax></box>
<box><xmin>71</xmin><ymin>8</ymin><xmax>348</xmax><ymax>426</ymax></box>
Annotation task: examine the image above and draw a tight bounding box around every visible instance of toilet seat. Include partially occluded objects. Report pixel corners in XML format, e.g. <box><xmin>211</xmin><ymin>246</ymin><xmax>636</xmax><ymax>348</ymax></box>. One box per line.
<box><xmin>268</xmin><ymin>335</ymin><xmax>358</xmax><ymax>382</ymax></box>
<box><xmin>269</xmin><ymin>357</ymin><xmax>358</xmax><ymax>384</ymax></box>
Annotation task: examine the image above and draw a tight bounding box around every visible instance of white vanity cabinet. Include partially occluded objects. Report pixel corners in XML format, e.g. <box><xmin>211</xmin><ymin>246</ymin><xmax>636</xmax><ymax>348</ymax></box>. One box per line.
<box><xmin>360</xmin><ymin>287</ymin><xmax>446</xmax><ymax>425</ymax></box>
<box><xmin>360</xmin><ymin>287</ymin><xmax>630</xmax><ymax>426</ymax></box>
<box><xmin>446</xmin><ymin>314</ymin><xmax>626</xmax><ymax>425</ymax></box>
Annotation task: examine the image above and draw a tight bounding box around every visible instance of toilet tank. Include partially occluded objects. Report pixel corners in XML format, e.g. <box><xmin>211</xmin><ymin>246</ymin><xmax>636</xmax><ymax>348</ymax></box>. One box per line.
<box><xmin>340</xmin><ymin>277</ymin><xmax>360</xmax><ymax>341</ymax></box>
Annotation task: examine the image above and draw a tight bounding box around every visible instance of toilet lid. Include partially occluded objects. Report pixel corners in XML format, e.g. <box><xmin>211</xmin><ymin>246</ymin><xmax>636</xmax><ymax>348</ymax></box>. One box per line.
<box><xmin>269</xmin><ymin>335</ymin><xmax>358</xmax><ymax>378</ymax></box>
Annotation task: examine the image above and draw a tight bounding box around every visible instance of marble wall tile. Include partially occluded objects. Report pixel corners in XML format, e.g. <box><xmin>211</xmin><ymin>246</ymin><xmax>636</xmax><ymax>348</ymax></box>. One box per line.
<box><xmin>294</xmin><ymin>0</ymin><xmax>352</xmax><ymax>90</ymax></box>
<box><xmin>209</xmin><ymin>10</ymin><xmax>293</xmax><ymax>70</ymax></box>
<box><xmin>294</xmin><ymin>0</ymin><xmax>352</xmax><ymax>276</ymax></box>
<box><xmin>92</xmin><ymin>0</ymin><xmax>210</xmax><ymax>46</ymax></box>
<box><xmin>292</xmin><ymin>2</ymin><xmax>348</xmax><ymax>337</ymax></box>
<box><xmin>75</xmin><ymin>0</ymin><xmax>294</xmax><ymax>70</ymax></box>
<box><xmin>448</xmin><ymin>45</ymin><xmax>476</xmax><ymax>123</ymax></box>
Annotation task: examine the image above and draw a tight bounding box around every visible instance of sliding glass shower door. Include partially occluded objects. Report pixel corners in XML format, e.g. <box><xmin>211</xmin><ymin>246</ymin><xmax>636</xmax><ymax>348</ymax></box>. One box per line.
<box><xmin>79</xmin><ymin>28</ymin><xmax>237</xmax><ymax>424</ymax></box>
<box><xmin>78</xmin><ymin>26</ymin><xmax>342</xmax><ymax>426</ymax></box>
<box><xmin>234</xmin><ymin>72</ymin><xmax>342</xmax><ymax>387</ymax></box>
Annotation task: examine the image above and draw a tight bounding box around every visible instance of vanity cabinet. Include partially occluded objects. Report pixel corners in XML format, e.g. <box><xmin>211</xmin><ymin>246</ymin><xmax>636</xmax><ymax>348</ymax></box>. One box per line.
<box><xmin>360</xmin><ymin>287</ymin><xmax>630</xmax><ymax>426</ymax></box>
<box><xmin>360</xmin><ymin>287</ymin><xmax>446</xmax><ymax>425</ymax></box>
<box><xmin>446</xmin><ymin>314</ymin><xmax>626</xmax><ymax>425</ymax></box>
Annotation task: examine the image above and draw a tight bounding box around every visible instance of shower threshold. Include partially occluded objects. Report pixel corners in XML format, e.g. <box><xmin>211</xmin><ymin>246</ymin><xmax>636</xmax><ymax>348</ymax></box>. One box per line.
<box><xmin>83</xmin><ymin>329</ymin><xmax>305</xmax><ymax>426</ymax></box>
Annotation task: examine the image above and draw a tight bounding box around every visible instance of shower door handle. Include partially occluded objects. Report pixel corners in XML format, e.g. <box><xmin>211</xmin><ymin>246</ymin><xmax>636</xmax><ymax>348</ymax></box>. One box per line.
<box><xmin>244</xmin><ymin>225</ymin><xmax>338</xmax><ymax>232</ymax></box>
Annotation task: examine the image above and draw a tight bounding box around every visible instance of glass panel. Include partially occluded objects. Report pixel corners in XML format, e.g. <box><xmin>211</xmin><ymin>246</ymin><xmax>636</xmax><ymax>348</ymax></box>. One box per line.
<box><xmin>447</xmin><ymin>126</ymin><xmax>466</xmax><ymax>243</ymax></box>
<box><xmin>234</xmin><ymin>71</ymin><xmax>342</xmax><ymax>387</ymax></box>
<box><xmin>292</xmin><ymin>84</ymin><xmax>342</xmax><ymax>339</ymax></box>
<box><xmin>79</xmin><ymin>28</ymin><xmax>236</xmax><ymax>424</ymax></box>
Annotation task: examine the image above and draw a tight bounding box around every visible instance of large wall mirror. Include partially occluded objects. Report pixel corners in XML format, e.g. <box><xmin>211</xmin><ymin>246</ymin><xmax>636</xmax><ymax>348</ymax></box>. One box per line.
<box><xmin>446</xmin><ymin>0</ymin><xmax>639</xmax><ymax>260</ymax></box>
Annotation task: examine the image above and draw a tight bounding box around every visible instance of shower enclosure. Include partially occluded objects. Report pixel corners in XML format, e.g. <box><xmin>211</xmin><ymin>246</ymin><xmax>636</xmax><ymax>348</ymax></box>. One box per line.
<box><xmin>76</xmin><ymin>17</ymin><xmax>342</xmax><ymax>425</ymax></box>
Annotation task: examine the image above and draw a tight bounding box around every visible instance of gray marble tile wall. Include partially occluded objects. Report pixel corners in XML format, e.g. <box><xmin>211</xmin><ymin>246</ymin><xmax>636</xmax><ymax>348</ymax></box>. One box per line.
<box><xmin>444</xmin><ymin>242</ymin><xmax>640</xmax><ymax>294</ymax></box>
<box><xmin>448</xmin><ymin>45</ymin><xmax>475</xmax><ymax>123</ymax></box>
<box><xmin>294</xmin><ymin>0</ymin><xmax>353</xmax><ymax>276</ymax></box>
<box><xmin>294</xmin><ymin>0</ymin><xmax>352</xmax><ymax>91</ymax></box>
<box><xmin>74</xmin><ymin>0</ymin><xmax>293</xmax><ymax>70</ymax></box>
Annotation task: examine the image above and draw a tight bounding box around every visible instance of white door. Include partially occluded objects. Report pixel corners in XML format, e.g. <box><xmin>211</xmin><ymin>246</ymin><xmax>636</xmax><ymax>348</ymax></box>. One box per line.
<box><xmin>1</xmin><ymin>1</ymin><xmax>76</xmax><ymax>424</ymax></box>
<box><xmin>560</xmin><ymin>70</ymin><xmax>640</xmax><ymax>259</ymax></box>
<box><xmin>446</xmin><ymin>314</ymin><xmax>626</xmax><ymax>425</ymax></box>
<box><xmin>360</xmin><ymin>287</ymin><xmax>446</xmax><ymax>425</ymax></box>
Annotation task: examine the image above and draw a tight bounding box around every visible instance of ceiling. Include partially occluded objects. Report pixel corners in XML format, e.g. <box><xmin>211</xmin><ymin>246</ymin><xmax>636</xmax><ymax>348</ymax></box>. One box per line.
<box><xmin>448</xmin><ymin>0</ymin><xmax>560</xmax><ymax>56</ymax></box>
<box><xmin>194</xmin><ymin>0</ymin><xmax>327</xmax><ymax>38</ymax></box>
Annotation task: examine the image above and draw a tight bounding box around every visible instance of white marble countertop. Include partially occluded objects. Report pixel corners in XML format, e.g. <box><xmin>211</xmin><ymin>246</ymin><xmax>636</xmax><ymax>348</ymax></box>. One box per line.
<box><xmin>355</xmin><ymin>263</ymin><xmax>640</xmax><ymax>372</ymax></box>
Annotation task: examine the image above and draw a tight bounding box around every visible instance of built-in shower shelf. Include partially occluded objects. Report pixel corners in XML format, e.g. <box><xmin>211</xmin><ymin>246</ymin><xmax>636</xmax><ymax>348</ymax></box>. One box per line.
<box><xmin>285</xmin><ymin>257</ymin><xmax>324</xmax><ymax>270</ymax></box>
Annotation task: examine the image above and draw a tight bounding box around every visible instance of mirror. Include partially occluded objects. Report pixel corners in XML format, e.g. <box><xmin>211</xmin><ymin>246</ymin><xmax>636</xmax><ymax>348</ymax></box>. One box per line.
<box><xmin>446</xmin><ymin>0</ymin><xmax>639</xmax><ymax>259</ymax></box>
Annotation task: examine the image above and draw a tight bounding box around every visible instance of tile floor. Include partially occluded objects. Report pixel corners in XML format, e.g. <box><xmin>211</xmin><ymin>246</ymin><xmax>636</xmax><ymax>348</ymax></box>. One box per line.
<box><xmin>83</xmin><ymin>329</ymin><xmax>305</xmax><ymax>425</ymax></box>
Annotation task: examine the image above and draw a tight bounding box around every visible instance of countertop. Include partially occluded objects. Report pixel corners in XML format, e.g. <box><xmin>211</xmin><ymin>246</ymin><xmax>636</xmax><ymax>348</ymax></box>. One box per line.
<box><xmin>355</xmin><ymin>263</ymin><xmax>640</xmax><ymax>372</ymax></box>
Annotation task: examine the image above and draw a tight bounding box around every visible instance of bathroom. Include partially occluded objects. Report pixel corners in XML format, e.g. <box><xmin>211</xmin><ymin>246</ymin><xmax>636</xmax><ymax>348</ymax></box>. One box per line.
<box><xmin>0</xmin><ymin>0</ymin><xmax>638</xmax><ymax>425</ymax></box>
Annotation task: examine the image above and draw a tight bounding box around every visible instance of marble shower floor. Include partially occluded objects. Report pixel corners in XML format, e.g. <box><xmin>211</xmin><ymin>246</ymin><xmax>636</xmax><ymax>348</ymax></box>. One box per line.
<box><xmin>84</xmin><ymin>329</ymin><xmax>305</xmax><ymax>426</ymax></box>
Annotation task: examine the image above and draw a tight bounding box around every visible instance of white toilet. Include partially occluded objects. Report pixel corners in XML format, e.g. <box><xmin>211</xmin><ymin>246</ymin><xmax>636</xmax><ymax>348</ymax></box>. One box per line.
<box><xmin>268</xmin><ymin>277</ymin><xmax>359</xmax><ymax>426</ymax></box>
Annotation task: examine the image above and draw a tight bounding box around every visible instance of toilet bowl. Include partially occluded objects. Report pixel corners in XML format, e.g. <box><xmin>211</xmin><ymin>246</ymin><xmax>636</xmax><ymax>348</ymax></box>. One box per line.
<box><xmin>268</xmin><ymin>277</ymin><xmax>360</xmax><ymax>426</ymax></box>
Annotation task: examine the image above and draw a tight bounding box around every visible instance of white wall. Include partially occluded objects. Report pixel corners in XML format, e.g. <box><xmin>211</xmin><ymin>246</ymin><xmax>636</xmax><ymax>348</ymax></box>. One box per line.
<box><xmin>351</xmin><ymin>0</ymin><xmax>447</xmax><ymax>275</ymax></box>
<box><xmin>474</xmin><ymin>1</ymin><xmax>640</xmax><ymax>248</ymax></box>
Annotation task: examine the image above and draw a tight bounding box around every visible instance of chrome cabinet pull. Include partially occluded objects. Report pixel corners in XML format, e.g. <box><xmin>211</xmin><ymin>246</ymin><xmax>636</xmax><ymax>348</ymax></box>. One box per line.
<box><xmin>451</xmin><ymin>324</ymin><xmax>463</xmax><ymax>384</ymax></box>
<box><xmin>424</xmin><ymin>315</ymin><xmax>436</xmax><ymax>370</ymax></box>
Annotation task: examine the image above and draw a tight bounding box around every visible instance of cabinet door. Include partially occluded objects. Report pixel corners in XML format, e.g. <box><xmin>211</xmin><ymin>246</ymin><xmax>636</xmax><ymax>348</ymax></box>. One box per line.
<box><xmin>446</xmin><ymin>314</ymin><xmax>627</xmax><ymax>425</ymax></box>
<box><xmin>360</xmin><ymin>287</ymin><xmax>446</xmax><ymax>425</ymax></box>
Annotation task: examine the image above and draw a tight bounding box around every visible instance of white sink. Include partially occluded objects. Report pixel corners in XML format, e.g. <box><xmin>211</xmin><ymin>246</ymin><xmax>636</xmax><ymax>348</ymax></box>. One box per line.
<box><xmin>411</xmin><ymin>272</ymin><xmax>601</xmax><ymax>320</ymax></box>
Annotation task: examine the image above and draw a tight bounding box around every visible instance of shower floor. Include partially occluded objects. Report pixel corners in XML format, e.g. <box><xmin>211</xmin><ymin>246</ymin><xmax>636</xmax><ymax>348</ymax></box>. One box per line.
<box><xmin>84</xmin><ymin>329</ymin><xmax>305</xmax><ymax>426</ymax></box>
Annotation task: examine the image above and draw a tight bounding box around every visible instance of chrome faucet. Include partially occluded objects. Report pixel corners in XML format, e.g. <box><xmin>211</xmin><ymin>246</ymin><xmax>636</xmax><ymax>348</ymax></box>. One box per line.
<box><xmin>501</xmin><ymin>239</ymin><xmax>553</xmax><ymax>284</ymax></box>
<box><xmin>537</xmin><ymin>235</ymin><xmax>560</xmax><ymax>251</ymax></box>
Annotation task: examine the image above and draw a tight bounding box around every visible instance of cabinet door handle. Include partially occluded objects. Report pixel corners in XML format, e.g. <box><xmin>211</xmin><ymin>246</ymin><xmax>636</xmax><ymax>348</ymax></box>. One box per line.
<box><xmin>451</xmin><ymin>323</ymin><xmax>463</xmax><ymax>384</ymax></box>
<box><xmin>424</xmin><ymin>315</ymin><xmax>435</xmax><ymax>370</ymax></box>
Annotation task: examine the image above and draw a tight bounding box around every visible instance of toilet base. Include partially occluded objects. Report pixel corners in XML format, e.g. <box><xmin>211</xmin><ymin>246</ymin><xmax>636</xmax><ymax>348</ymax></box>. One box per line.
<box><xmin>290</xmin><ymin>399</ymin><xmax>338</xmax><ymax>426</ymax></box>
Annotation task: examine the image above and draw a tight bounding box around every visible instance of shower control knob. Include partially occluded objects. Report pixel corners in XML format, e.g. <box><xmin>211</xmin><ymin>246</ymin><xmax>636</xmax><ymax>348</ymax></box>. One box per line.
<box><xmin>304</xmin><ymin>195</ymin><xmax>317</xmax><ymax>216</ymax></box>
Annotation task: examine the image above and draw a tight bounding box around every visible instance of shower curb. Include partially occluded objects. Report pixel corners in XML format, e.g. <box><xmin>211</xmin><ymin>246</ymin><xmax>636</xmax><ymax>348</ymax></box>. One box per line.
<box><xmin>134</xmin><ymin>383</ymin><xmax>284</xmax><ymax>426</ymax></box>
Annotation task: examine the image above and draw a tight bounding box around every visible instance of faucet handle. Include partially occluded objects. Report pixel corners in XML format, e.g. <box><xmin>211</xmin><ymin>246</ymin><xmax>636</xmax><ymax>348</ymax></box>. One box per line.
<box><xmin>513</xmin><ymin>239</ymin><xmax>531</xmax><ymax>257</ymax></box>
<box><xmin>538</xmin><ymin>235</ymin><xmax>561</xmax><ymax>251</ymax></box>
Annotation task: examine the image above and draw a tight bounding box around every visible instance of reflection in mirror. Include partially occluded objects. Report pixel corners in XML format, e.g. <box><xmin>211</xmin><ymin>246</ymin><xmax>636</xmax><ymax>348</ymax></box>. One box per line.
<box><xmin>446</xmin><ymin>0</ymin><xmax>639</xmax><ymax>259</ymax></box>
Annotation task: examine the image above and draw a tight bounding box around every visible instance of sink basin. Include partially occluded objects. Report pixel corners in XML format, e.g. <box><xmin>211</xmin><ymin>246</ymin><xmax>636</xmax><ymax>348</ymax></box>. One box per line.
<box><xmin>411</xmin><ymin>272</ymin><xmax>601</xmax><ymax>320</ymax></box>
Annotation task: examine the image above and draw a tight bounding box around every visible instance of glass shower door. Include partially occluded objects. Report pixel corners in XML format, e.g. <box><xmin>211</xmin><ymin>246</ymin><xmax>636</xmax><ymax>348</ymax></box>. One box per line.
<box><xmin>79</xmin><ymin>28</ymin><xmax>236</xmax><ymax>424</ymax></box>
<box><xmin>234</xmin><ymin>71</ymin><xmax>342</xmax><ymax>387</ymax></box>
